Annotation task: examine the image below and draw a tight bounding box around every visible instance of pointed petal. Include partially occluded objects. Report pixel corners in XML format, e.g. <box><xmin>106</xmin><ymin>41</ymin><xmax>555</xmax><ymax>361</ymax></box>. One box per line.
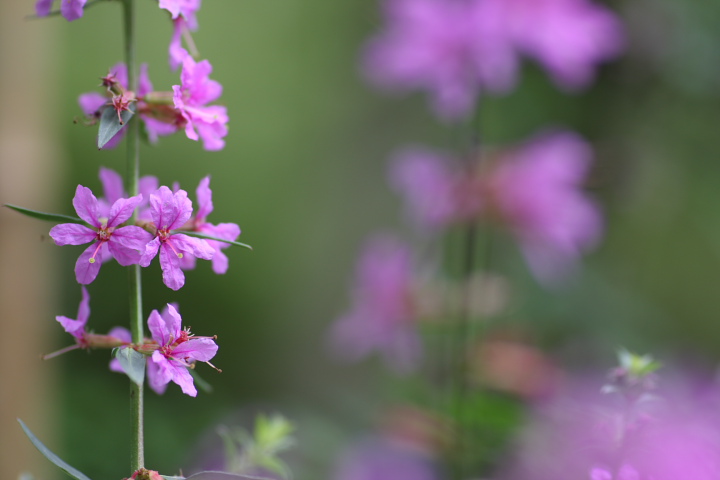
<box><xmin>72</xmin><ymin>185</ymin><xmax>100</xmax><ymax>226</ymax></box>
<box><xmin>163</xmin><ymin>304</ymin><xmax>183</xmax><ymax>340</ymax></box>
<box><xmin>56</xmin><ymin>315</ymin><xmax>85</xmax><ymax>340</ymax></box>
<box><xmin>138</xmin><ymin>63</ymin><xmax>153</xmax><ymax>97</ymax></box>
<box><xmin>139</xmin><ymin>237</ymin><xmax>161</xmax><ymax>267</ymax></box>
<box><xmin>78</xmin><ymin>92</ymin><xmax>107</xmax><ymax>116</ymax></box>
<box><xmin>174</xmin><ymin>338</ymin><xmax>218</xmax><ymax>362</ymax></box>
<box><xmin>201</xmin><ymin>222</ymin><xmax>241</xmax><ymax>241</ymax></box>
<box><xmin>107</xmin><ymin>240</ymin><xmax>142</xmax><ymax>266</ymax></box>
<box><xmin>107</xmin><ymin>194</ymin><xmax>143</xmax><ymax>227</ymax></box>
<box><xmin>171</xmin><ymin>234</ymin><xmax>215</xmax><ymax>260</ymax></box>
<box><xmin>99</xmin><ymin>167</ymin><xmax>125</xmax><ymax>205</ymax></box>
<box><xmin>147</xmin><ymin>311</ymin><xmax>170</xmax><ymax>346</ymax></box>
<box><xmin>148</xmin><ymin>352</ymin><xmax>171</xmax><ymax>395</ymax></box>
<box><xmin>195</xmin><ymin>176</ymin><xmax>213</xmax><ymax>220</ymax></box>
<box><xmin>170</xmin><ymin>189</ymin><xmax>194</xmax><ymax>229</ymax></box>
<box><xmin>210</xmin><ymin>248</ymin><xmax>229</xmax><ymax>274</ymax></box>
<box><xmin>107</xmin><ymin>326</ymin><xmax>131</xmax><ymax>343</ymax></box>
<box><xmin>49</xmin><ymin>223</ymin><xmax>96</xmax><ymax>246</ymax></box>
<box><xmin>171</xmin><ymin>364</ymin><xmax>197</xmax><ymax>397</ymax></box>
<box><xmin>75</xmin><ymin>243</ymin><xmax>103</xmax><ymax>284</ymax></box>
<box><xmin>77</xmin><ymin>286</ymin><xmax>90</xmax><ymax>323</ymax></box>
<box><xmin>110</xmin><ymin>226</ymin><xmax>153</xmax><ymax>252</ymax></box>
<box><xmin>160</xmin><ymin>244</ymin><xmax>185</xmax><ymax>290</ymax></box>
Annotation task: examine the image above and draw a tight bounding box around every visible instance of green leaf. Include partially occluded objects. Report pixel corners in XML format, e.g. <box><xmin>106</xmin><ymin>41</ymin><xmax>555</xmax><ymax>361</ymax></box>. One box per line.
<box><xmin>113</xmin><ymin>348</ymin><xmax>145</xmax><ymax>385</ymax></box>
<box><xmin>17</xmin><ymin>419</ymin><xmax>93</xmax><ymax>480</ymax></box>
<box><xmin>98</xmin><ymin>103</ymin><xmax>134</xmax><ymax>149</ymax></box>
<box><xmin>4</xmin><ymin>204</ymin><xmax>85</xmax><ymax>225</ymax></box>
<box><xmin>174</xmin><ymin>231</ymin><xmax>253</xmax><ymax>251</ymax></box>
<box><xmin>186</xmin><ymin>472</ymin><xmax>273</xmax><ymax>480</ymax></box>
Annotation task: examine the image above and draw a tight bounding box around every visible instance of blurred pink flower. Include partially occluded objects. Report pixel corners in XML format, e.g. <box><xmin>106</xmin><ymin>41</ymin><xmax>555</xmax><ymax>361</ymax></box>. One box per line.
<box><xmin>172</xmin><ymin>56</ymin><xmax>229</xmax><ymax>151</ymax></box>
<box><xmin>35</xmin><ymin>0</ymin><xmax>86</xmax><ymax>21</ymax></box>
<box><xmin>329</xmin><ymin>236</ymin><xmax>422</xmax><ymax>374</ymax></box>
<box><xmin>363</xmin><ymin>0</ymin><xmax>623</xmax><ymax>120</ymax></box>
<box><xmin>333</xmin><ymin>436</ymin><xmax>441</xmax><ymax>480</ymax></box>
<box><xmin>391</xmin><ymin>131</ymin><xmax>602</xmax><ymax>282</ymax></box>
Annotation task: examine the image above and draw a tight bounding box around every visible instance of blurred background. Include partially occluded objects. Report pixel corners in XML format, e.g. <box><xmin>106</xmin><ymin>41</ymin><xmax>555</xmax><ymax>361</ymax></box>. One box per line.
<box><xmin>2</xmin><ymin>0</ymin><xmax>720</xmax><ymax>478</ymax></box>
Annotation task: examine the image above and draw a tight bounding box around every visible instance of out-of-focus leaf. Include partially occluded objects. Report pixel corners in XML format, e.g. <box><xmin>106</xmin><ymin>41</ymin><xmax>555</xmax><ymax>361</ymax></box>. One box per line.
<box><xmin>175</xmin><ymin>231</ymin><xmax>253</xmax><ymax>250</ymax></box>
<box><xmin>4</xmin><ymin>204</ymin><xmax>85</xmax><ymax>225</ymax></box>
<box><xmin>190</xmin><ymin>369</ymin><xmax>214</xmax><ymax>393</ymax></box>
<box><xmin>18</xmin><ymin>419</ymin><xmax>93</xmax><ymax>480</ymax></box>
<box><xmin>113</xmin><ymin>347</ymin><xmax>145</xmax><ymax>385</ymax></box>
<box><xmin>98</xmin><ymin>103</ymin><xmax>134</xmax><ymax>149</ymax></box>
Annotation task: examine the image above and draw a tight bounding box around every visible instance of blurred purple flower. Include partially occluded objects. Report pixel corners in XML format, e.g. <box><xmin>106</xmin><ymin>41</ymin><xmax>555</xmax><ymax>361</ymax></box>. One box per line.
<box><xmin>139</xmin><ymin>186</ymin><xmax>215</xmax><ymax>290</ymax></box>
<box><xmin>499</xmin><ymin>375</ymin><xmax>720</xmax><ymax>480</ymax></box>
<box><xmin>146</xmin><ymin>303</ymin><xmax>218</xmax><ymax>397</ymax></box>
<box><xmin>333</xmin><ymin>437</ymin><xmax>440</xmax><ymax>480</ymax></box>
<box><xmin>178</xmin><ymin>176</ymin><xmax>241</xmax><ymax>274</ymax></box>
<box><xmin>173</xmin><ymin>56</ymin><xmax>229</xmax><ymax>151</ymax></box>
<box><xmin>162</xmin><ymin>0</ymin><xmax>201</xmax><ymax>70</ymax></box>
<box><xmin>97</xmin><ymin>167</ymin><xmax>158</xmax><ymax>222</ymax></box>
<box><xmin>391</xmin><ymin>131</ymin><xmax>601</xmax><ymax>282</ymax></box>
<box><xmin>49</xmin><ymin>185</ymin><xmax>153</xmax><ymax>284</ymax></box>
<box><xmin>329</xmin><ymin>236</ymin><xmax>422</xmax><ymax>374</ymax></box>
<box><xmin>36</xmin><ymin>0</ymin><xmax>86</xmax><ymax>21</ymax></box>
<box><xmin>363</xmin><ymin>0</ymin><xmax>623</xmax><ymax>120</ymax></box>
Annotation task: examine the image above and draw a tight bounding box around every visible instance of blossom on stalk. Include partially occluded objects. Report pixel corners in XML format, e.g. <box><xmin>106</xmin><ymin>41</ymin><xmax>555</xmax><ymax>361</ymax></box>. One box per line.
<box><xmin>146</xmin><ymin>303</ymin><xmax>218</xmax><ymax>397</ymax></box>
<box><xmin>173</xmin><ymin>56</ymin><xmax>229</xmax><ymax>151</ymax></box>
<box><xmin>79</xmin><ymin>63</ymin><xmax>178</xmax><ymax>148</ymax></box>
<box><xmin>160</xmin><ymin>0</ymin><xmax>202</xmax><ymax>69</ymax></box>
<box><xmin>49</xmin><ymin>185</ymin><xmax>153</xmax><ymax>284</ymax></box>
<box><xmin>329</xmin><ymin>236</ymin><xmax>422</xmax><ymax>374</ymax></box>
<box><xmin>45</xmin><ymin>287</ymin><xmax>131</xmax><ymax>359</ymax></box>
<box><xmin>363</xmin><ymin>0</ymin><xmax>623</xmax><ymax>120</ymax></box>
<box><xmin>139</xmin><ymin>186</ymin><xmax>215</xmax><ymax>290</ymax></box>
<box><xmin>391</xmin><ymin>131</ymin><xmax>602</xmax><ymax>282</ymax></box>
<box><xmin>178</xmin><ymin>176</ymin><xmax>241</xmax><ymax>274</ymax></box>
<box><xmin>35</xmin><ymin>0</ymin><xmax>86</xmax><ymax>21</ymax></box>
<box><xmin>97</xmin><ymin>167</ymin><xmax>158</xmax><ymax>221</ymax></box>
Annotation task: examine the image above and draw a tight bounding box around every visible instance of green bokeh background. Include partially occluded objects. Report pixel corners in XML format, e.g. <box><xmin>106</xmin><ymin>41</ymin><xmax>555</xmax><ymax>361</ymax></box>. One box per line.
<box><xmin>33</xmin><ymin>0</ymin><xmax>720</xmax><ymax>478</ymax></box>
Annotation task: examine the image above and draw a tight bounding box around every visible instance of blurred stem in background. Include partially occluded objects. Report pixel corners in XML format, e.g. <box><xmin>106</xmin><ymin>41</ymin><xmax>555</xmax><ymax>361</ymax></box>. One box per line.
<box><xmin>0</xmin><ymin>1</ymin><xmax>61</xmax><ymax>478</ymax></box>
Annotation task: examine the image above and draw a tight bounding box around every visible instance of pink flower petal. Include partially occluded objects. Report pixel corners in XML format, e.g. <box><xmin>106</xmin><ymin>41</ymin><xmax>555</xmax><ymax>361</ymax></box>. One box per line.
<box><xmin>72</xmin><ymin>185</ymin><xmax>100</xmax><ymax>227</ymax></box>
<box><xmin>75</xmin><ymin>242</ymin><xmax>103</xmax><ymax>284</ymax></box>
<box><xmin>49</xmin><ymin>223</ymin><xmax>96</xmax><ymax>246</ymax></box>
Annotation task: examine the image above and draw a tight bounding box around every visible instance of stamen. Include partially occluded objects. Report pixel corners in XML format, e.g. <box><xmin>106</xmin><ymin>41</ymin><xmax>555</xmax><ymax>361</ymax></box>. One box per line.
<box><xmin>165</xmin><ymin>240</ymin><xmax>184</xmax><ymax>259</ymax></box>
<box><xmin>205</xmin><ymin>361</ymin><xmax>222</xmax><ymax>373</ymax></box>
<box><xmin>42</xmin><ymin>343</ymin><xmax>81</xmax><ymax>360</ymax></box>
<box><xmin>89</xmin><ymin>240</ymin><xmax>104</xmax><ymax>263</ymax></box>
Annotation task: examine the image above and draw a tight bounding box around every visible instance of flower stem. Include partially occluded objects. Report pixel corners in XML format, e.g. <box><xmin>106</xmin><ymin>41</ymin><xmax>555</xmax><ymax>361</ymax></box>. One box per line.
<box><xmin>122</xmin><ymin>0</ymin><xmax>144</xmax><ymax>472</ymax></box>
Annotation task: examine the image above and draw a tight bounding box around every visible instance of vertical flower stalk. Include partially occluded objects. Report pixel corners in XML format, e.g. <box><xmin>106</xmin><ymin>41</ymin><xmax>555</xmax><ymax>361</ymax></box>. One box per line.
<box><xmin>122</xmin><ymin>0</ymin><xmax>144</xmax><ymax>472</ymax></box>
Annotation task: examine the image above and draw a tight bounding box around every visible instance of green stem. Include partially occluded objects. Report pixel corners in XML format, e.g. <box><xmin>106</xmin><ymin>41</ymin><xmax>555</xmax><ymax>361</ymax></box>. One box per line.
<box><xmin>122</xmin><ymin>0</ymin><xmax>144</xmax><ymax>472</ymax></box>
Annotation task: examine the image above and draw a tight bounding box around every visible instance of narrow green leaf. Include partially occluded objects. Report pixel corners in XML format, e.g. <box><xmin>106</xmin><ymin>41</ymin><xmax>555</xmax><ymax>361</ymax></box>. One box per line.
<box><xmin>186</xmin><ymin>472</ymin><xmax>272</xmax><ymax>480</ymax></box>
<box><xmin>113</xmin><ymin>347</ymin><xmax>145</xmax><ymax>385</ymax></box>
<box><xmin>17</xmin><ymin>419</ymin><xmax>93</xmax><ymax>480</ymax></box>
<box><xmin>98</xmin><ymin>103</ymin><xmax>134</xmax><ymax>149</ymax></box>
<box><xmin>174</xmin><ymin>230</ymin><xmax>253</xmax><ymax>251</ymax></box>
<box><xmin>4</xmin><ymin>204</ymin><xmax>85</xmax><ymax>225</ymax></box>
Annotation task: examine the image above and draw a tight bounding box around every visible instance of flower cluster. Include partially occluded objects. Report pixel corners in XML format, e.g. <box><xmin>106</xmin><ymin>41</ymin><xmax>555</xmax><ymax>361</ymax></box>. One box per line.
<box><xmin>363</xmin><ymin>0</ymin><xmax>624</xmax><ymax>120</ymax></box>
<box><xmin>52</xmin><ymin>289</ymin><xmax>218</xmax><ymax>397</ymax></box>
<box><xmin>49</xmin><ymin>170</ymin><xmax>241</xmax><ymax>290</ymax></box>
<box><xmin>329</xmin><ymin>236</ymin><xmax>423</xmax><ymax>374</ymax></box>
<box><xmin>391</xmin><ymin>131</ymin><xmax>602</xmax><ymax>282</ymax></box>
<box><xmin>79</xmin><ymin>57</ymin><xmax>227</xmax><ymax>151</ymax></box>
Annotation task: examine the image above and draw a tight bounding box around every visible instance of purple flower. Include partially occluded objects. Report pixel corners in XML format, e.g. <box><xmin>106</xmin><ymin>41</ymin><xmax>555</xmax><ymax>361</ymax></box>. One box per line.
<box><xmin>363</xmin><ymin>0</ymin><xmax>516</xmax><ymax>120</ymax></box>
<box><xmin>97</xmin><ymin>167</ymin><xmax>158</xmax><ymax>221</ymax></box>
<box><xmin>36</xmin><ymin>0</ymin><xmax>87</xmax><ymax>21</ymax></box>
<box><xmin>172</xmin><ymin>56</ymin><xmax>229</xmax><ymax>151</ymax></box>
<box><xmin>49</xmin><ymin>186</ymin><xmax>153</xmax><ymax>284</ymax></box>
<box><xmin>78</xmin><ymin>63</ymin><xmax>179</xmax><ymax>148</ymax></box>
<box><xmin>160</xmin><ymin>0</ymin><xmax>201</xmax><ymax>70</ymax></box>
<box><xmin>139</xmin><ymin>186</ymin><xmax>215</xmax><ymax>290</ymax></box>
<box><xmin>55</xmin><ymin>286</ymin><xmax>91</xmax><ymax>343</ymax></box>
<box><xmin>490</xmin><ymin>131</ymin><xmax>602</xmax><ymax>281</ymax></box>
<box><xmin>333</xmin><ymin>437</ymin><xmax>440</xmax><ymax>480</ymax></box>
<box><xmin>329</xmin><ymin>236</ymin><xmax>421</xmax><ymax>374</ymax></box>
<box><xmin>178</xmin><ymin>176</ymin><xmax>241</xmax><ymax>274</ymax></box>
<box><xmin>498</xmin><ymin>0</ymin><xmax>624</xmax><ymax>90</ymax></box>
<box><xmin>391</xmin><ymin>131</ymin><xmax>602</xmax><ymax>283</ymax></box>
<box><xmin>363</xmin><ymin>0</ymin><xmax>623</xmax><ymax>120</ymax></box>
<box><xmin>146</xmin><ymin>304</ymin><xmax>218</xmax><ymax>397</ymax></box>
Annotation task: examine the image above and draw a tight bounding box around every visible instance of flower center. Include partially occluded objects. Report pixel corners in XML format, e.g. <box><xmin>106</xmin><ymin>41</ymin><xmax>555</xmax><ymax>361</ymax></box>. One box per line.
<box><xmin>157</xmin><ymin>227</ymin><xmax>184</xmax><ymax>258</ymax></box>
